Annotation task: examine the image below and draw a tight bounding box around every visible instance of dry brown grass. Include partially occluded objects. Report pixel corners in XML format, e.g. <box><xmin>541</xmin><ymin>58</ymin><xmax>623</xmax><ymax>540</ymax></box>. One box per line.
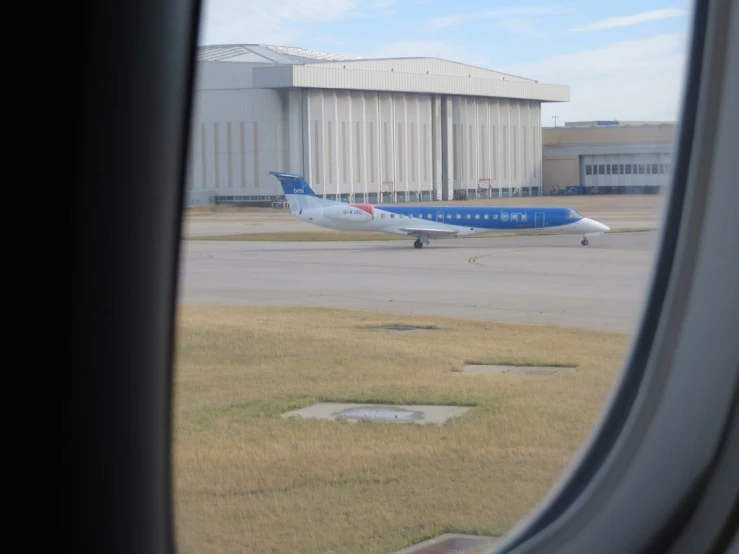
<box><xmin>173</xmin><ymin>305</ymin><xmax>631</xmax><ymax>554</ymax></box>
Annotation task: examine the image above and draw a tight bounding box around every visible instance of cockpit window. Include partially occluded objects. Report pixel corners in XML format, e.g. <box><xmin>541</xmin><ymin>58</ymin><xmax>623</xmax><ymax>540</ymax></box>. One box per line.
<box><xmin>566</xmin><ymin>210</ymin><xmax>582</xmax><ymax>219</ymax></box>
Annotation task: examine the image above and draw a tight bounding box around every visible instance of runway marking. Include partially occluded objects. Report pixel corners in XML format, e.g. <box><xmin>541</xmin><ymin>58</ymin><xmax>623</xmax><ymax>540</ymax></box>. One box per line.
<box><xmin>468</xmin><ymin>249</ymin><xmax>530</xmax><ymax>267</ymax></box>
<box><xmin>468</xmin><ymin>254</ymin><xmax>491</xmax><ymax>266</ymax></box>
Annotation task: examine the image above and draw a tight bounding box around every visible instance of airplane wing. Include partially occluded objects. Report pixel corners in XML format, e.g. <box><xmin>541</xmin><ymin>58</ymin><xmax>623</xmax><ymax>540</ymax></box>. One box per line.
<box><xmin>393</xmin><ymin>226</ymin><xmax>460</xmax><ymax>238</ymax></box>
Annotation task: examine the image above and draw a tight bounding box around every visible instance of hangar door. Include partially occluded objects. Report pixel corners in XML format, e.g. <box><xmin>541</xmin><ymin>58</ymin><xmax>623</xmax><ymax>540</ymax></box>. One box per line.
<box><xmin>582</xmin><ymin>154</ymin><xmax>673</xmax><ymax>192</ymax></box>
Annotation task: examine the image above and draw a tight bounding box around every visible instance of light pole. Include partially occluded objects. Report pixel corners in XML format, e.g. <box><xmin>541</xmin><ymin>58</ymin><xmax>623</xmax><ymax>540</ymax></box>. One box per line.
<box><xmin>553</xmin><ymin>115</ymin><xmax>559</xmax><ymax>127</ymax></box>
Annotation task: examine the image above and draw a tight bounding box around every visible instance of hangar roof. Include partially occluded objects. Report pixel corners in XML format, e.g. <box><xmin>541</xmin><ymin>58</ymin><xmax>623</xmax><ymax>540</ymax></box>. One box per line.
<box><xmin>197</xmin><ymin>44</ymin><xmax>533</xmax><ymax>81</ymax></box>
<box><xmin>197</xmin><ymin>44</ymin><xmax>570</xmax><ymax>103</ymax></box>
<box><xmin>198</xmin><ymin>44</ymin><xmax>363</xmax><ymax>64</ymax></box>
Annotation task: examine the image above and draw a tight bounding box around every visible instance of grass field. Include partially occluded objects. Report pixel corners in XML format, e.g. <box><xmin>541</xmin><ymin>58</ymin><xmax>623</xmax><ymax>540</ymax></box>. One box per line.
<box><xmin>173</xmin><ymin>305</ymin><xmax>630</xmax><ymax>554</ymax></box>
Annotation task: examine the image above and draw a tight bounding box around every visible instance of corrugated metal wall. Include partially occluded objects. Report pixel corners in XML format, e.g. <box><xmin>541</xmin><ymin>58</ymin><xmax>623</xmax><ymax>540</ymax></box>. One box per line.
<box><xmin>289</xmin><ymin>65</ymin><xmax>567</xmax><ymax>102</ymax></box>
<box><xmin>304</xmin><ymin>90</ymin><xmax>542</xmax><ymax>200</ymax></box>
<box><xmin>304</xmin><ymin>89</ymin><xmax>436</xmax><ymax>201</ymax></box>
<box><xmin>451</xmin><ymin>97</ymin><xmax>541</xmax><ymax>196</ymax></box>
<box><xmin>187</xmin><ymin>87</ymin><xmax>544</xmax><ymax>201</ymax></box>
<box><xmin>188</xmin><ymin>88</ymin><xmax>286</xmax><ymax>197</ymax></box>
<box><xmin>319</xmin><ymin>58</ymin><xmax>534</xmax><ymax>82</ymax></box>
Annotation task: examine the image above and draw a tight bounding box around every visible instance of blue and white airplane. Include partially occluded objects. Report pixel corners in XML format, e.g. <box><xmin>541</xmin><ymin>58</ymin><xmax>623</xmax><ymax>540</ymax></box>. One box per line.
<box><xmin>270</xmin><ymin>171</ymin><xmax>610</xmax><ymax>248</ymax></box>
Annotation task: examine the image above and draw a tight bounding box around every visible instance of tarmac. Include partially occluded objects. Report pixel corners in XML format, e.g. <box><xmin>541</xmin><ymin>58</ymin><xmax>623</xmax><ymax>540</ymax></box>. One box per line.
<box><xmin>178</xmin><ymin>230</ymin><xmax>659</xmax><ymax>334</ymax></box>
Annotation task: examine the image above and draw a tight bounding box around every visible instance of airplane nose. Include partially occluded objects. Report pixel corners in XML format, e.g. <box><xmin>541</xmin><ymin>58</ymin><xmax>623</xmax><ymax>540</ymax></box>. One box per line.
<box><xmin>583</xmin><ymin>218</ymin><xmax>609</xmax><ymax>232</ymax></box>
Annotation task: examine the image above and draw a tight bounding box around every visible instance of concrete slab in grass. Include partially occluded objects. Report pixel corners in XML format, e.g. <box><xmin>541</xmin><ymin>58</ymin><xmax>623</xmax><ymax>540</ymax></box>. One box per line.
<box><xmin>390</xmin><ymin>533</ymin><xmax>503</xmax><ymax>553</ymax></box>
<box><xmin>460</xmin><ymin>364</ymin><xmax>575</xmax><ymax>377</ymax></box>
<box><xmin>281</xmin><ymin>403</ymin><xmax>470</xmax><ymax>425</ymax></box>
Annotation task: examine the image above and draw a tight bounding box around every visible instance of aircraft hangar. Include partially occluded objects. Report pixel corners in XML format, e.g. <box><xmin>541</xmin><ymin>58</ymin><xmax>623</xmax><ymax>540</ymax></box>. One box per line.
<box><xmin>542</xmin><ymin>121</ymin><xmax>677</xmax><ymax>195</ymax></box>
<box><xmin>186</xmin><ymin>44</ymin><xmax>570</xmax><ymax>206</ymax></box>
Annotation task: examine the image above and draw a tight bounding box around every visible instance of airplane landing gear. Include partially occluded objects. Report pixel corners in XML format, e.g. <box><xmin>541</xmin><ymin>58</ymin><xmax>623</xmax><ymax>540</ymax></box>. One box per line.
<box><xmin>581</xmin><ymin>237</ymin><xmax>589</xmax><ymax>246</ymax></box>
<box><xmin>413</xmin><ymin>239</ymin><xmax>423</xmax><ymax>249</ymax></box>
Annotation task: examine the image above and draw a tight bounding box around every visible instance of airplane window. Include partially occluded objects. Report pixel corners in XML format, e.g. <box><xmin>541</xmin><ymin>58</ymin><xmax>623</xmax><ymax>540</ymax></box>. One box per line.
<box><xmin>174</xmin><ymin>3</ymin><xmax>685</xmax><ymax>553</ymax></box>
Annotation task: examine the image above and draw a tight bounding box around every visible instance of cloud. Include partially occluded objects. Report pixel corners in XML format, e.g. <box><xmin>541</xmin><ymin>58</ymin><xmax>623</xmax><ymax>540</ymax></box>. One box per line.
<box><xmin>368</xmin><ymin>0</ymin><xmax>400</xmax><ymax>7</ymax></box>
<box><xmin>426</xmin><ymin>5</ymin><xmax>573</xmax><ymax>29</ymax></box>
<box><xmin>570</xmin><ymin>8</ymin><xmax>688</xmax><ymax>32</ymax></box>
<box><xmin>496</xmin><ymin>34</ymin><xmax>690</xmax><ymax>122</ymax></box>
<box><xmin>426</xmin><ymin>14</ymin><xmax>467</xmax><ymax>28</ymax></box>
<box><xmin>199</xmin><ymin>0</ymin><xmax>365</xmax><ymax>44</ymax></box>
<box><xmin>499</xmin><ymin>17</ymin><xmax>550</xmax><ymax>38</ymax></box>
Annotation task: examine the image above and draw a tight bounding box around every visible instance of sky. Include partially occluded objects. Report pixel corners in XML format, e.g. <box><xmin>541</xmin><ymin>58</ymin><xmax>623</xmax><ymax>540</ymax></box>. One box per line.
<box><xmin>197</xmin><ymin>0</ymin><xmax>695</xmax><ymax>124</ymax></box>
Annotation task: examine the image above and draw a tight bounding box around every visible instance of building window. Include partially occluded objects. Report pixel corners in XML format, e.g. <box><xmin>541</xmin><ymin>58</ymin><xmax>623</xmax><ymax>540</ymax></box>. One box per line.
<box><xmin>611</xmin><ymin>164</ymin><xmax>618</xmax><ymax>174</ymax></box>
<box><xmin>638</xmin><ymin>164</ymin><xmax>645</xmax><ymax>174</ymax></box>
<box><xmin>585</xmin><ymin>165</ymin><xmax>593</xmax><ymax>175</ymax></box>
<box><xmin>651</xmin><ymin>164</ymin><xmax>659</xmax><ymax>174</ymax></box>
<box><xmin>619</xmin><ymin>164</ymin><xmax>625</xmax><ymax>174</ymax></box>
<box><xmin>598</xmin><ymin>164</ymin><xmax>606</xmax><ymax>174</ymax></box>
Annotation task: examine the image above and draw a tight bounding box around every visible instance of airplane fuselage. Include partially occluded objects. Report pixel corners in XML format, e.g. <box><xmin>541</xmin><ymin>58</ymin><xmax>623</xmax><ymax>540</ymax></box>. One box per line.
<box><xmin>268</xmin><ymin>170</ymin><xmax>610</xmax><ymax>247</ymax></box>
<box><xmin>296</xmin><ymin>203</ymin><xmax>606</xmax><ymax>238</ymax></box>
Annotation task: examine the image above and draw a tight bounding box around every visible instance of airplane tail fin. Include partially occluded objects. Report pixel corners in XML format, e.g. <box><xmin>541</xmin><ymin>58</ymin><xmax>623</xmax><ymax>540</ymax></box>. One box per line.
<box><xmin>269</xmin><ymin>171</ymin><xmax>341</xmax><ymax>214</ymax></box>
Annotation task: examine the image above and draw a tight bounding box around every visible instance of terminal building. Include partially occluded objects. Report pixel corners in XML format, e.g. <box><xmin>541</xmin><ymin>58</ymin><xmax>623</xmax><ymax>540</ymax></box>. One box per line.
<box><xmin>186</xmin><ymin>44</ymin><xmax>570</xmax><ymax>206</ymax></box>
<box><xmin>542</xmin><ymin>121</ymin><xmax>677</xmax><ymax>195</ymax></box>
